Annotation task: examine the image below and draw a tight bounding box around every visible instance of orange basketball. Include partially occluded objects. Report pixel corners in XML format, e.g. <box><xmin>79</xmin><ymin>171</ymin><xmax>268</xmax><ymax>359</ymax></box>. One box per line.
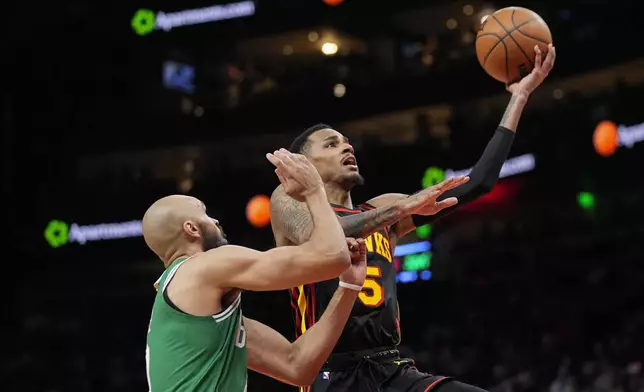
<box><xmin>476</xmin><ymin>7</ymin><xmax>553</xmax><ymax>84</ymax></box>
<box><xmin>246</xmin><ymin>195</ymin><xmax>271</xmax><ymax>228</ymax></box>
<box><xmin>593</xmin><ymin>121</ymin><xmax>619</xmax><ymax>157</ymax></box>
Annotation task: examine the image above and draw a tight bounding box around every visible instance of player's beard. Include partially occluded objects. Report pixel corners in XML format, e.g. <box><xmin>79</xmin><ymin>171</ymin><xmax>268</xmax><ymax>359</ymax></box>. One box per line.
<box><xmin>199</xmin><ymin>223</ymin><xmax>228</xmax><ymax>251</ymax></box>
<box><xmin>338</xmin><ymin>172</ymin><xmax>365</xmax><ymax>191</ymax></box>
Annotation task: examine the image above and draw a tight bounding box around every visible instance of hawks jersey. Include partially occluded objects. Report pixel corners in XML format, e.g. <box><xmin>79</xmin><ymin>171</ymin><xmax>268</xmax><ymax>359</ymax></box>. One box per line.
<box><xmin>289</xmin><ymin>203</ymin><xmax>401</xmax><ymax>354</ymax></box>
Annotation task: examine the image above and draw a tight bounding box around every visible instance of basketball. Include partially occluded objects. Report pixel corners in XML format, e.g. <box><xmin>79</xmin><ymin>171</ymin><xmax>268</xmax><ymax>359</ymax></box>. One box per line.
<box><xmin>476</xmin><ymin>7</ymin><xmax>553</xmax><ymax>84</ymax></box>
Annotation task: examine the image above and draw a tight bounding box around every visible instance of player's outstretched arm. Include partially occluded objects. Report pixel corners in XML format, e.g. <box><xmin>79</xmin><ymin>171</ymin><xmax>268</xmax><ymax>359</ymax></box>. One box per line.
<box><xmin>271</xmin><ymin>185</ymin><xmax>406</xmax><ymax>244</ymax></box>
<box><xmin>245</xmin><ymin>239</ymin><xmax>367</xmax><ymax>386</ymax></box>
<box><xmin>270</xmin><ymin>176</ymin><xmax>467</xmax><ymax>245</ymax></box>
<box><xmin>392</xmin><ymin>44</ymin><xmax>557</xmax><ymax>237</ymax></box>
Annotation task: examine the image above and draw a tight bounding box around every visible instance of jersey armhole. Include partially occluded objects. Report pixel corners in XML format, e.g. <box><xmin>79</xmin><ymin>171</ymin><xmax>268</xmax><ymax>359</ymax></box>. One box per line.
<box><xmin>161</xmin><ymin>262</ymin><xmax>189</xmax><ymax>314</ymax></box>
<box><xmin>161</xmin><ymin>262</ymin><xmax>242</xmax><ymax>320</ymax></box>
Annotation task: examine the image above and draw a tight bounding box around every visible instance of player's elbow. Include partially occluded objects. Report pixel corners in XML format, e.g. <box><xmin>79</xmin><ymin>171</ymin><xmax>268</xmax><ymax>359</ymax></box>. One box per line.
<box><xmin>464</xmin><ymin>178</ymin><xmax>495</xmax><ymax>200</ymax></box>
<box><xmin>476</xmin><ymin>182</ymin><xmax>495</xmax><ymax>196</ymax></box>
<box><xmin>293</xmin><ymin>372</ymin><xmax>318</xmax><ymax>387</ymax></box>
<box><xmin>289</xmin><ymin>363</ymin><xmax>319</xmax><ymax>387</ymax></box>
<box><xmin>281</xmin><ymin>350</ymin><xmax>319</xmax><ymax>386</ymax></box>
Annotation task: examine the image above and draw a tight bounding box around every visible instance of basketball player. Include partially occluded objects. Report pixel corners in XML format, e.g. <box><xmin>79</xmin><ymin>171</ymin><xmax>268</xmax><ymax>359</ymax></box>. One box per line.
<box><xmin>270</xmin><ymin>45</ymin><xmax>556</xmax><ymax>392</ymax></box>
<box><xmin>143</xmin><ymin>150</ymin><xmax>362</xmax><ymax>392</ymax></box>
<box><xmin>144</xmin><ymin>150</ymin><xmax>463</xmax><ymax>392</ymax></box>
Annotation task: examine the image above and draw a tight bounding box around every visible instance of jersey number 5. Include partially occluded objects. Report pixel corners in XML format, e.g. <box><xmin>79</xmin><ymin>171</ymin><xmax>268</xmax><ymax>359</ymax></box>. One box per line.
<box><xmin>358</xmin><ymin>266</ymin><xmax>384</xmax><ymax>307</ymax></box>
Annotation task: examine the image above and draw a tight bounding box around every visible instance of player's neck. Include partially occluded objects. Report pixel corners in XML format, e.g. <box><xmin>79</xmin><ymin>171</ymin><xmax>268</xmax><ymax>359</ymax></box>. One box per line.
<box><xmin>163</xmin><ymin>244</ymin><xmax>202</xmax><ymax>268</ymax></box>
<box><xmin>324</xmin><ymin>183</ymin><xmax>353</xmax><ymax>209</ymax></box>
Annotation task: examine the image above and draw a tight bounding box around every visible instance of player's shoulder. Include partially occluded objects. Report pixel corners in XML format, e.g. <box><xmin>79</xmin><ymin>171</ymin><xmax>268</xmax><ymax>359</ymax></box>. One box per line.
<box><xmin>270</xmin><ymin>184</ymin><xmax>286</xmax><ymax>200</ymax></box>
<box><xmin>188</xmin><ymin>246</ymin><xmax>261</xmax><ymax>275</ymax></box>
<box><xmin>201</xmin><ymin>245</ymin><xmax>260</xmax><ymax>262</ymax></box>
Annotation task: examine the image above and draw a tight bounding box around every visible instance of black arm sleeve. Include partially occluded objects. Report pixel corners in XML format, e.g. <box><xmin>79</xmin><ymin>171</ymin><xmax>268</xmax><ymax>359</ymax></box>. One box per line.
<box><xmin>411</xmin><ymin>126</ymin><xmax>515</xmax><ymax>227</ymax></box>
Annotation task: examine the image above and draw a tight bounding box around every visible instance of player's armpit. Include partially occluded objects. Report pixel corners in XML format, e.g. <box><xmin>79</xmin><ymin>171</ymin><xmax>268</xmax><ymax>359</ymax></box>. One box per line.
<box><xmin>199</xmin><ymin>244</ymin><xmax>349</xmax><ymax>292</ymax></box>
<box><xmin>244</xmin><ymin>317</ymin><xmax>306</xmax><ymax>386</ymax></box>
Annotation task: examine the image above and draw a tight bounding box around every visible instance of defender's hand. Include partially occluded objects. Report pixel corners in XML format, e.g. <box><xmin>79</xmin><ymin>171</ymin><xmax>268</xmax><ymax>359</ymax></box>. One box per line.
<box><xmin>507</xmin><ymin>44</ymin><xmax>556</xmax><ymax>96</ymax></box>
<box><xmin>266</xmin><ymin>148</ymin><xmax>324</xmax><ymax>202</ymax></box>
<box><xmin>401</xmin><ymin>176</ymin><xmax>470</xmax><ymax>216</ymax></box>
<box><xmin>339</xmin><ymin>238</ymin><xmax>367</xmax><ymax>287</ymax></box>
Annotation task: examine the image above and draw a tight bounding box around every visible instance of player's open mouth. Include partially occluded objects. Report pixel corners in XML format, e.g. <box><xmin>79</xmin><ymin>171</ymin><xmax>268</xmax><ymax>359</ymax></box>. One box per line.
<box><xmin>342</xmin><ymin>155</ymin><xmax>358</xmax><ymax>169</ymax></box>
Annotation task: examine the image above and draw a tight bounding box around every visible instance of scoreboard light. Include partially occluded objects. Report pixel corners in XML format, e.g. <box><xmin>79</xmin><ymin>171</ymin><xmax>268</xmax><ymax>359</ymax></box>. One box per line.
<box><xmin>394</xmin><ymin>241</ymin><xmax>433</xmax><ymax>283</ymax></box>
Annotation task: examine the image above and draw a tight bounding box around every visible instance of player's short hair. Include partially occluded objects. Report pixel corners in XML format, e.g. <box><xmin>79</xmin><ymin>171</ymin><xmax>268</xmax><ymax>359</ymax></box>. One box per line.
<box><xmin>289</xmin><ymin>123</ymin><xmax>333</xmax><ymax>155</ymax></box>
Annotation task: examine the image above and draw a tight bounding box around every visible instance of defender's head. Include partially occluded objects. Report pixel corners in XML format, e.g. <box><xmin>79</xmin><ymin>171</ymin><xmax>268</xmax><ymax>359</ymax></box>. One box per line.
<box><xmin>142</xmin><ymin>195</ymin><xmax>228</xmax><ymax>265</ymax></box>
<box><xmin>289</xmin><ymin>123</ymin><xmax>364</xmax><ymax>190</ymax></box>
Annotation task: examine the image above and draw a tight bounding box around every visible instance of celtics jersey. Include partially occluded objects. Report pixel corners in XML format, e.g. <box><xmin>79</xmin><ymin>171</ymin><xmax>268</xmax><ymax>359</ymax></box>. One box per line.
<box><xmin>146</xmin><ymin>257</ymin><xmax>248</xmax><ymax>392</ymax></box>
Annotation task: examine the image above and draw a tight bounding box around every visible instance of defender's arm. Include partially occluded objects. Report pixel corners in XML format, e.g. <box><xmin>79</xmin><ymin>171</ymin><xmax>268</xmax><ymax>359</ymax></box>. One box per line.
<box><xmin>245</xmin><ymin>285</ymin><xmax>359</xmax><ymax>386</ymax></box>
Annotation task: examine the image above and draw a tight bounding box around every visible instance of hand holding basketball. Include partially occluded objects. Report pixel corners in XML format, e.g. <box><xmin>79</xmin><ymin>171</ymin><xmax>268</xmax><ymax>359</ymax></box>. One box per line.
<box><xmin>476</xmin><ymin>7</ymin><xmax>554</xmax><ymax>85</ymax></box>
<box><xmin>507</xmin><ymin>43</ymin><xmax>556</xmax><ymax>95</ymax></box>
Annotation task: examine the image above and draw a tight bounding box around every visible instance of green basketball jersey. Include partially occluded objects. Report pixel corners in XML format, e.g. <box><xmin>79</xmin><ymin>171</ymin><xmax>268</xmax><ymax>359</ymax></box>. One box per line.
<box><xmin>146</xmin><ymin>257</ymin><xmax>248</xmax><ymax>392</ymax></box>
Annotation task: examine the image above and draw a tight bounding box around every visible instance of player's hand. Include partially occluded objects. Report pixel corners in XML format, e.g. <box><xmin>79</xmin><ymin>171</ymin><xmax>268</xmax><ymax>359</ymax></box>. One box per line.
<box><xmin>401</xmin><ymin>176</ymin><xmax>470</xmax><ymax>216</ymax></box>
<box><xmin>507</xmin><ymin>43</ymin><xmax>556</xmax><ymax>96</ymax></box>
<box><xmin>266</xmin><ymin>148</ymin><xmax>324</xmax><ymax>202</ymax></box>
<box><xmin>339</xmin><ymin>238</ymin><xmax>367</xmax><ymax>287</ymax></box>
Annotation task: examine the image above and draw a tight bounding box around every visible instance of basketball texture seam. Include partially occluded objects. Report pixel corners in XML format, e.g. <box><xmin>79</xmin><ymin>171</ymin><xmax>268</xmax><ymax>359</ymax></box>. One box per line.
<box><xmin>478</xmin><ymin>18</ymin><xmax>536</xmax><ymax>65</ymax></box>
<box><xmin>511</xmin><ymin>10</ymin><xmax>550</xmax><ymax>44</ymax></box>
<box><xmin>490</xmin><ymin>12</ymin><xmax>535</xmax><ymax>69</ymax></box>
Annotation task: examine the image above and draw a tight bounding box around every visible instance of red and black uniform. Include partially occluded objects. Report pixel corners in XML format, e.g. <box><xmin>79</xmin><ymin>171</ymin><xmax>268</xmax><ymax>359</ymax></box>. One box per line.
<box><xmin>289</xmin><ymin>204</ymin><xmax>450</xmax><ymax>392</ymax></box>
<box><xmin>289</xmin><ymin>126</ymin><xmax>515</xmax><ymax>392</ymax></box>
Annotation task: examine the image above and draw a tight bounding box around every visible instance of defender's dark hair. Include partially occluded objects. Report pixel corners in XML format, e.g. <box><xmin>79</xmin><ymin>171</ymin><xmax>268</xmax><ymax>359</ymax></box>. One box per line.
<box><xmin>289</xmin><ymin>123</ymin><xmax>333</xmax><ymax>155</ymax></box>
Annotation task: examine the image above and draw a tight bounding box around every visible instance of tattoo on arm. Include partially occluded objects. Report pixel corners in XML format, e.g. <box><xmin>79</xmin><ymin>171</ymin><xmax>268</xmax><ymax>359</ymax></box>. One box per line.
<box><xmin>271</xmin><ymin>192</ymin><xmax>314</xmax><ymax>244</ymax></box>
<box><xmin>499</xmin><ymin>94</ymin><xmax>517</xmax><ymax>128</ymax></box>
<box><xmin>272</xmin><ymin>188</ymin><xmax>407</xmax><ymax>244</ymax></box>
<box><xmin>340</xmin><ymin>206</ymin><xmax>403</xmax><ymax>239</ymax></box>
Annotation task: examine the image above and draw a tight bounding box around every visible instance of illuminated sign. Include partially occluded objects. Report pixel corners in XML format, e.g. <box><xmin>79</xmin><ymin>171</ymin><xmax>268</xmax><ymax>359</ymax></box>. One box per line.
<box><xmin>44</xmin><ymin>219</ymin><xmax>142</xmax><ymax>248</ymax></box>
<box><xmin>593</xmin><ymin>120</ymin><xmax>644</xmax><ymax>157</ymax></box>
<box><xmin>617</xmin><ymin>122</ymin><xmax>644</xmax><ymax>148</ymax></box>
<box><xmin>393</xmin><ymin>241</ymin><xmax>433</xmax><ymax>284</ymax></box>
<box><xmin>163</xmin><ymin>61</ymin><xmax>195</xmax><ymax>93</ymax></box>
<box><xmin>422</xmin><ymin>153</ymin><xmax>536</xmax><ymax>188</ymax></box>
<box><xmin>131</xmin><ymin>1</ymin><xmax>256</xmax><ymax>36</ymax></box>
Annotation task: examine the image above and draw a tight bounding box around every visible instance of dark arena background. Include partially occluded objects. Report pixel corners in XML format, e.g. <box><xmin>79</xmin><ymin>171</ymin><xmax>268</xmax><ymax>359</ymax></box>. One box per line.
<box><xmin>4</xmin><ymin>0</ymin><xmax>644</xmax><ymax>391</ymax></box>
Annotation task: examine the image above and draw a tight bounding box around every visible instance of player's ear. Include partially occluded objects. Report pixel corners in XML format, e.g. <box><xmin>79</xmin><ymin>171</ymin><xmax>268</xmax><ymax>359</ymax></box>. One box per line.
<box><xmin>183</xmin><ymin>220</ymin><xmax>200</xmax><ymax>240</ymax></box>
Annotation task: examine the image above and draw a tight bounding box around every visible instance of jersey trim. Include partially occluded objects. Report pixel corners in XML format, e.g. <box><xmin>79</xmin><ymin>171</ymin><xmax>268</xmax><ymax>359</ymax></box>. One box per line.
<box><xmin>331</xmin><ymin>206</ymin><xmax>362</xmax><ymax>213</ymax></box>
<box><xmin>290</xmin><ymin>283</ymin><xmax>317</xmax><ymax>338</ymax></box>
<box><xmin>212</xmin><ymin>293</ymin><xmax>242</xmax><ymax>323</ymax></box>
<box><xmin>153</xmin><ymin>256</ymin><xmax>193</xmax><ymax>291</ymax></box>
<box><xmin>161</xmin><ymin>260</ymin><xmax>186</xmax><ymax>293</ymax></box>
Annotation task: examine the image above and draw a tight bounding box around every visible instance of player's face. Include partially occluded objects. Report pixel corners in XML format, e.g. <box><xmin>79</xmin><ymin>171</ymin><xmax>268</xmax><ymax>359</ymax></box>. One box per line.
<box><xmin>306</xmin><ymin>129</ymin><xmax>364</xmax><ymax>190</ymax></box>
<box><xmin>198</xmin><ymin>217</ymin><xmax>228</xmax><ymax>251</ymax></box>
<box><xmin>192</xmin><ymin>202</ymin><xmax>228</xmax><ymax>251</ymax></box>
